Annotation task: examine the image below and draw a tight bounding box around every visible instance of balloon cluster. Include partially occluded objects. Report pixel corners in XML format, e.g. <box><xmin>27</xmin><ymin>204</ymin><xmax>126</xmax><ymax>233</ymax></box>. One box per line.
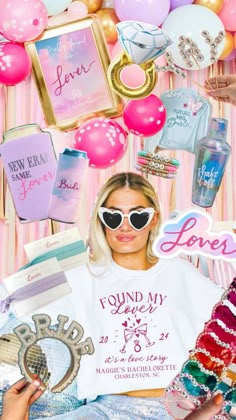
<box><xmin>0</xmin><ymin>0</ymin><xmax>234</xmax><ymax>171</ymax></box>
<box><xmin>0</xmin><ymin>0</ymin><xmax>48</xmax><ymax>85</ymax></box>
<box><xmin>112</xmin><ymin>0</ymin><xmax>236</xmax><ymax>64</ymax></box>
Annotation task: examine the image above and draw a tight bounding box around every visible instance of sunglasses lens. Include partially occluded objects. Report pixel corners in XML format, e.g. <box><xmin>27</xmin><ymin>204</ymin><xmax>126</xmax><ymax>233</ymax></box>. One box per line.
<box><xmin>130</xmin><ymin>212</ymin><xmax>151</xmax><ymax>230</ymax></box>
<box><xmin>103</xmin><ymin>211</ymin><xmax>122</xmax><ymax>230</ymax></box>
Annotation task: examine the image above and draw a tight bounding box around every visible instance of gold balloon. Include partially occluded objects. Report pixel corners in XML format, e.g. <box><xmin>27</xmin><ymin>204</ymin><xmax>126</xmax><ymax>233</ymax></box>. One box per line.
<box><xmin>97</xmin><ymin>8</ymin><xmax>120</xmax><ymax>44</ymax></box>
<box><xmin>108</xmin><ymin>51</ymin><xmax>157</xmax><ymax>100</ymax></box>
<box><xmin>194</xmin><ymin>0</ymin><xmax>224</xmax><ymax>14</ymax></box>
<box><xmin>219</xmin><ymin>31</ymin><xmax>235</xmax><ymax>60</ymax></box>
<box><xmin>79</xmin><ymin>0</ymin><xmax>103</xmax><ymax>13</ymax></box>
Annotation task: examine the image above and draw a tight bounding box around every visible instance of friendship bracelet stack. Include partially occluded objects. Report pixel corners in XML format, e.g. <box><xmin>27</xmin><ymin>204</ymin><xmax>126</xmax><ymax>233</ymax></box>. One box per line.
<box><xmin>136</xmin><ymin>151</ymin><xmax>180</xmax><ymax>179</ymax></box>
<box><xmin>165</xmin><ymin>278</ymin><xmax>236</xmax><ymax>420</ymax></box>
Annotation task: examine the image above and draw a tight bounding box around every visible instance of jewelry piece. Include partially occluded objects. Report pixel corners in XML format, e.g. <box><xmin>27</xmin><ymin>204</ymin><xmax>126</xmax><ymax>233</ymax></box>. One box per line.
<box><xmin>180</xmin><ymin>373</ymin><xmax>213</xmax><ymax>398</ymax></box>
<box><xmin>177</xmin><ymin>35</ymin><xmax>204</xmax><ymax>68</ymax></box>
<box><xmin>136</xmin><ymin>150</ymin><xmax>179</xmax><ymax>178</ymax></box>
<box><xmin>189</xmin><ymin>349</ymin><xmax>226</xmax><ymax>376</ymax></box>
<box><xmin>223</xmin><ymin>388</ymin><xmax>236</xmax><ymax>418</ymax></box>
<box><xmin>212</xmin><ymin>414</ymin><xmax>231</xmax><ymax>420</ymax></box>
<box><xmin>156</xmin><ymin>51</ymin><xmax>187</xmax><ymax>79</ymax></box>
<box><xmin>14</xmin><ymin>313</ymin><xmax>95</xmax><ymax>393</ymax></box>
<box><xmin>165</xmin><ymin>278</ymin><xmax>236</xmax><ymax>419</ymax></box>
<box><xmin>108</xmin><ymin>21</ymin><xmax>172</xmax><ymax>99</ymax></box>
<box><xmin>136</xmin><ymin>166</ymin><xmax>177</xmax><ymax>179</ymax></box>
<box><xmin>229</xmin><ymin>279</ymin><xmax>236</xmax><ymax>290</ymax></box>
<box><xmin>181</xmin><ymin>359</ymin><xmax>219</xmax><ymax>392</ymax></box>
<box><xmin>201</xmin><ymin>30</ymin><xmax>225</xmax><ymax>64</ymax></box>
<box><xmin>212</xmin><ymin>302</ymin><xmax>236</xmax><ymax>332</ymax></box>
<box><xmin>165</xmin><ymin>374</ymin><xmax>206</xmax><ymax>420</ymax></box>
<box><xmin>108</xmin><ymin>51</ymin><xmax>157</xmax><ymax>99</ymax></box>
<box><xmin>196</xmin><ymin>333</ymin><xmax>233</xmax><ymax>366</ymax></box>
<box><xmin>138</xmin><ymin>150</ymin><xmax>180</xmax><ymax>167</ymax></box>
<box><xmin>222</xmin><ymin>289</ymin><xmax>236</xmax><ymax>307</ymax></box>
<box><xmin>204</xmin><ymin>320</ymin><xmax>236</xmax><ymax>350</ymax></box>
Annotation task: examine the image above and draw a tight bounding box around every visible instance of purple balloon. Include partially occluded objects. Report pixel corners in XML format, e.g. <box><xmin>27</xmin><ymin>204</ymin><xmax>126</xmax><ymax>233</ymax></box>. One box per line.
<box><xmin>114</xmin><ymin>0</ymin><xmax>170</xmax><ymax>26</ymax></box>
<box><xmin>170</xmin><ymin>0</ymin><xmax>194</xmax><ymax>11</ymax></box>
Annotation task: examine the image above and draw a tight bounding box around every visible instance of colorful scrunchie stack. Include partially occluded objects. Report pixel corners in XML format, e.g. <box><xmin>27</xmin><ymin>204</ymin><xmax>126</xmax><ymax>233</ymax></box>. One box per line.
<box><xmin>165</xmin><ymin>279</ymin><xmax>236</xmax><ymax>420</ymax></box>
<box><xmin>136</xmin><ymin>151</ymin><xmax>180</xmax><ymax>179</ymax></box>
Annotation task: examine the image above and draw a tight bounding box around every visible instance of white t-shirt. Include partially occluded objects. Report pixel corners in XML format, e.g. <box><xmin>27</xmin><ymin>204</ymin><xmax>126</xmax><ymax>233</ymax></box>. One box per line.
<box><xmin>64</xmin><ymin>257</ymin><xmax>223</xmax><ymax>399</ymax></box>
<box><xmin>0</xmin><ymin>257</ymin><xmax>223</xmax><ymax>399</ymax></box>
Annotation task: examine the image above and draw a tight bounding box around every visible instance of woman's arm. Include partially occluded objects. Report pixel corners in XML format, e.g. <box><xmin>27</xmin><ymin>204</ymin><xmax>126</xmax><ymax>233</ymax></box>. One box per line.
<box><xmin>205</xmin><ymin>74</ymin><xmax>236</xmax><ymax>106</ymax></box>
<box><xmin>1</xmin><ymin>377</ymin><xmax>45</xmax><ymax>420</ymax></box>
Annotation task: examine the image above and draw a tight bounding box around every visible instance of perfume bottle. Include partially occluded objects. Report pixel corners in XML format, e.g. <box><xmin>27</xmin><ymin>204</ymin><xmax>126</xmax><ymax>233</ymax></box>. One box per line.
<box><xmin>192</xmin><ymin>118</ymin><xmax>231</xmax><ymax>208</ymax></box>
<box><xmin>48</xmin><ymin>148</ymin><xmax>89</xmax><ymax>224</ymax></box>
<box><xmin>0</xmin><ymin>124</ymin><xmax>57</xmax><ymax>222</ymax></box>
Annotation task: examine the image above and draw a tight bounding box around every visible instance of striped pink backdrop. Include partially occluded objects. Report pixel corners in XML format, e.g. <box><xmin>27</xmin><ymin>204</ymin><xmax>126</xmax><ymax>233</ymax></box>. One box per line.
<box><xmin>0</xmin><ymin>60</ymin><xmax>235</xmax><ymax>286</ymax></box>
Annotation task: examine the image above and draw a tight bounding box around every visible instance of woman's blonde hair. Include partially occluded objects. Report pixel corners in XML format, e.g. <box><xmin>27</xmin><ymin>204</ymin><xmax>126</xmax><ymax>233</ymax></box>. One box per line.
<box><xmin>88</xmin><ymin>172</ymin><xmax>161</xmax><ymax>267</ymax></box>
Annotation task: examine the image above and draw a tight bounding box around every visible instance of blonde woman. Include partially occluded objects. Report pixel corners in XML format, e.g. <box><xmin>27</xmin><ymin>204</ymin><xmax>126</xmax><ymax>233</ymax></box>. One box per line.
<box><xmin>0</xmin><ymin>172</ymin><xmax>224</xmax><ymax>419</ymax></box>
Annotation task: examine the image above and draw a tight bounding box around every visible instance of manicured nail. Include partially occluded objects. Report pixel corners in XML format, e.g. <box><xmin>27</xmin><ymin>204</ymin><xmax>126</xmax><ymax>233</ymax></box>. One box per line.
<box><xmin>33</xmin><ymin>379</ymin><xmax>41</xmax><ymax>387</ymax></box>
<box><xmin>213</xmin><ymin>393</ymin><xmax>224</xmax><ymax>406</ymax></box>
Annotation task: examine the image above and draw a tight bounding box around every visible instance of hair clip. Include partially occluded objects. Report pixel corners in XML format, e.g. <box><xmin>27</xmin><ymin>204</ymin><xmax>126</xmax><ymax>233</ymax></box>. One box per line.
<box><xmin>203</xmin><ymin>320</ymin><xmax>236</xmax><ymax>352</ymax></box>
<box><xmin>212</xmin><ymin>302</ymin><xmax>236</xmax><ymax>332</ymax></box>
<box><xmin>180</xmin><ymin>359</ymin><xmax>219</xmax><ymax>393</ymax></box>
<box><xmin>212</xmin><ymin>414</ymin><xmax>231</xmax><ymax>420</ymax></box>
<box><xmin>180</xmin><ymin>374</ymin><xmax>213</xmax><ymax>403</ymax></box>
<box><xmin>165</xmin><ymin>375</ymin><xmax>203</xmax><ymax>420</ymax></box>
<box><xmin>223</xmin><ymin>388</ymin><xmax>236</xmax><ymax>418</ymax></box>
<box><xmin>221</xmin><ymin>289</ymin><xmax>236</xmax><ymax>307</ymax></box>
<box><xmin>189</xmin><ymin>349</ymin><xmax>226</xmax><ymax>377</ymax></box>
<box><xmin>229</xmin><ymin>278</ymin><xmax>236</xmax><ymax>290</ymax></box>
<box><xmin>196</xmin><ymin>333</ymin><xmax>233</xmax><ymax>366</ymax></box>
<box><xmin>165</xmin><ymin>279</ymin><xmax>236</xmax><ymax>420</ymax></box>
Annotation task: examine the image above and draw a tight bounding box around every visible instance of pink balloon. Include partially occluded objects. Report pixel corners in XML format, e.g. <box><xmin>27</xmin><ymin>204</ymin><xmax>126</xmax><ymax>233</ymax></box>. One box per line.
<box><xmin>123</xmin><ymin>94</ymin><xmax>167</xmax><ymax>137</ymax></box>
<box><xmin>74</xmin><ymin>117</ymin><xmax>128</xmax><ymax>169</ymax></box>
<box><xmin>0</xmin><ymin>43</ymin><xmax>32</xmax><ymax>86</ymax></box>
<box><xmin>0</xmin><ymin>0</ymin><xmax>48</xmax><ymax>43</ymax></box>
<box><xmin>47</xmin><ymin>11</ymin><xmax>71</xmax><ymax>27</ymax></box>
<box><xmin>218</xmin><ymin>0</ymin><xmax>236</xmax><ymax>32</ymax></box>
<box><xmin>68</xmin><ymin>1</ymin><xmax>88</xmax><ymax>18</ymax></box>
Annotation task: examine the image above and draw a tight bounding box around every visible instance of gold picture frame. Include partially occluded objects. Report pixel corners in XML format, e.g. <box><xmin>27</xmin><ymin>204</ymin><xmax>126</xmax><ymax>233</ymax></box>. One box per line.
<box><xmin>25</xmin><ymin>16</ymin><xmax>123</xmax><ymax>131</ymax></box>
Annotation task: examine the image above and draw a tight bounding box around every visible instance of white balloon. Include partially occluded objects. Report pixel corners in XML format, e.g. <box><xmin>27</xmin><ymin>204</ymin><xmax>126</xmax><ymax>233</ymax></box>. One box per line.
<box><xmin>42</xmin><ymin>0</ymin><xmax>73</xmax><ymax>16</ymax></box>
<box><xmin>162</xmin><ymin>4</ymin><xmax>225</xmax><ymax>70</ymax></box>
<box><xmin>102</xmin><ymin>0</ymin><xmax>114</xmax><ymax>7</ymax></box>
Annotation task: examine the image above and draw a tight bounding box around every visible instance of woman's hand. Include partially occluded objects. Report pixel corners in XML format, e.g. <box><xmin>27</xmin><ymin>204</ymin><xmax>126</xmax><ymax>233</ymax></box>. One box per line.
<box><xmin>1</xmin><ymin>377</ymin><xmax>45</xmax><ymax>420</ymax></box>
<box><xmin>184</xmin><ymin>394</ymin><xmax>224</xmax><ymax>420</ymax></box>
<box><xmin>204</xmin><ymin>75</ymin><xmax>236</xmax><ymax>106</ymax></box>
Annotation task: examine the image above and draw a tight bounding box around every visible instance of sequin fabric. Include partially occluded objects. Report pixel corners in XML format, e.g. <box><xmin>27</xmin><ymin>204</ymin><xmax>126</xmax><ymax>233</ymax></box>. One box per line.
<box><xmin>35</xmin><ymin>395</ymin><xmax>172</xmax><ymax>420</ymax></box>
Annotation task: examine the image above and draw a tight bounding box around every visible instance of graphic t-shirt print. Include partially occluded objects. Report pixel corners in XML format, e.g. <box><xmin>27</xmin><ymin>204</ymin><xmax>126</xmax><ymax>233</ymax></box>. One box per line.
<box><xmin>96</xmin><ymin>289</ymin><xmax>177</xmax><ymax>383</ymax></box>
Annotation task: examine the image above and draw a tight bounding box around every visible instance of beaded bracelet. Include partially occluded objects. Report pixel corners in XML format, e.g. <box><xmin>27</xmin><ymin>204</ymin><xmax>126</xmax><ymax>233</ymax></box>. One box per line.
<box><xmin>189</xmin><ymin>349</ymin><xmax>226</xmax><ymax>376</ymax></box>
<box><xmin>212</xmin><ymin>302</ymin><xmax>236</xmax><ymax>332</ymax></box>
<box><xmin>196</xmin><ymin>332</ymin><xmax>233</xmax><ymax>366</ymax></box>
<box><xmin>136</xmin><ymin>150</ymin><xmax>180</xmax><ymax>178</ymax></box>
<box><xmin>165</xmin><ymin>277</ymin><xmax>236</xmax><ymax>420</ymax></box>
